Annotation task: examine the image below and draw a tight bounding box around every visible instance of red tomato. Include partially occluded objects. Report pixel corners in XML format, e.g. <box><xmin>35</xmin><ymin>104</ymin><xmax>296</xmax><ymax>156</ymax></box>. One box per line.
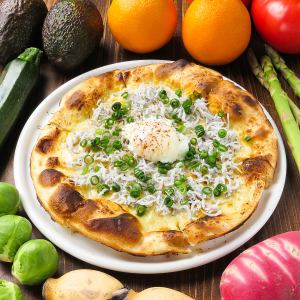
<box><xmin>251</xmin><ymin>0</ymin><xmax>300</xmax><ymax>54</ymax></box>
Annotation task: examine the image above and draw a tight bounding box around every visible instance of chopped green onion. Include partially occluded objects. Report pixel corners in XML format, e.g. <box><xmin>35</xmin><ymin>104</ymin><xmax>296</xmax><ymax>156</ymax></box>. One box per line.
<box><xmin>113</xmin><ymin>160</ymin><xmax>129</xmax><ymax>171</ymax></box>
<box><xmin>218</xmin><ymin>144</ymin><xmax>228</xmax><ymax>152</ymax></box>
<box><xmin>159</xmin><ymin>89</ymin><xmax>168</xmax><ymax>100</ymax></box>
<box><xmin>81</xmin><ymin>165</ymin><xmax>89</xmax><ymax>175</ymax></box>
<box><xmin>112</xmin><ymin>110</ymin><xmax>122</xmax><ymax>120</ymax></box>
<box><xmin>164</xmin><ymin>196</ymin><xmax>174</xmax><ymax>208</ymax></box>
<box><xmin>201</xmin><ymin>165</ymin><xmax>208</xmax><ymax>175</ymax></box>
<box><xmin>100</xmin><ymin>136</ymin><xmax>109</xmax><ymax>147</ymax></box>
<box><xmin>206</xmin><ymin>154</ymin><xmax>216</xmax><ymax>167</ymax></box>
<box><xmin>185</xmin><ymin>150</ymin><xmax>195</xmax><ymax>161</ymax></box>
<box><xmin>90</xmin><ymin>175</ymin><xmax>100</xmax><ymax>185</ymax></box>
<box><xmin>128</xmin><ymin>182</ymin><xmax>142</xmax><ymax>198</ymax></box>
<box><xmin>126</xmin><ymin>116</ymin><xmax>134</xmax><ymax>123</ymax></box>
<box><xmin>147</xmin><ymin>183</ymin><xmax>156</xmax><ymax>194</ymax></box>
<box><xmin>164</xmin><ymin>187</ymin><xmax>175</xmax><ymax>196</ymax></box>
<box><xmin>158</xmin><ymin>167</ymin><xmax>168</xmax><ymax>174</ymax></box>
<box><xmin>188</xmin><ymin>161</ymin><xmax>201</xmax><ymax>170</ymax></box>
<box><xmin>176</xmin><ymin>124</ymin><xmax>185</xmax><ymax>133</ymax></box>
<box><xmin>213</xmin><ymin>140</ymin><xmax>220</xmax><ymax>148</ymax></box>
<box><xmin>199</xmin><ymin>150</ymin><xmax>208</xmax><ymax>159</ymax></box>
<box><xmin>104</xmin><ymin>145</ymin><xmax>114</xmax><ymax>154</ymax></box>
<box><xmin>180</xmin><ymin>198</ymin><xmax>189</xmax><ymax>205</ymax></box>
<box><xmin>134</xmin><ymin>168</ymin><xmax>151</xmax><ymax>182</ymax></box>
<box><xmin>121</xmin><ymin>91</ymin><xmax>129</xmax><ymax>99</ymax></box>
<box><xmin>216</xmin><ymin>183</ymin><xmax>227</xmax><ymax>192</ymax></box>
<box><xmin>91</xmin><ymin>137</ymin><xmax>101</xmax><ymax>146</ymax></box>
<box><xmin>93</xmin><ymin>165</ymin><xmax>100</xmax><ymax>172</ymax></box>
<box><xmin>136</xmin><ymin>205</ymin><xmax>147</xmax><ymax>216</ymax></box>
<box><xmin>112</xmin><ymin>102</ymin><xmax>121</xmax><ymax>111</ymax></box>
<box><xmin>189</xmin><ymin>91</ymin><xmax>201</xmax><ymax>100</ymax></box>
<box><xmin>244</xmin><ymin>135</ymin><xmax>252</xmax><ymax>142</ymax></box>
<box><xmin>157</xmin><ymin>162</ymin><xmax>173</xmax><ymax>175</ymax></box>
<box><xmin>105</xmin><ymin>118</ymin><xmax>114</xmax><ymax>129</ymax></box>
<box><xmin>112</xmin><ymin>182</ymin><xmax>121</xmax><ymax>192</ymax></box>
<box><xmin>195</xmin><ymin>125</ymin><xmax>205</xmax><ymax>137</ymax></box>
<box><xmin>190</xmin><ymin>138</ymin><xmax>197</xmax><ymax>145</ymax></box>
<box><xmin>218</xmin><ymin>111</ymin><xmax>225</xmax><ymax>118</ymax></box>
<box><xmin>84</xmin><ymin>155</ymin><xmax>94</xmax><ymax>165</ymax></box>
<box><xmin>95</xmin><ymin>128</ymin><xmax>106</xmax><ymax>135</ymax></box>
<box><xmin>112</xmin><ymin>140</ymin><xmax>122</xmax><ymax>150</ymax></box>
<box><xmin>175</xmin><ymin>89</ymin><xmax>182</xmax><ymax>97</ymax></box>
<box><xmin>112</xmin><ymin>128</ymin><xmax>122</xmax><ymax>136</ymax></box>
<box><xmin>120</xmin><ymin>107</ymin><xmax>129</xmax><ymax>116</ymax></box>
<box><xmin>174</xmin><ymin>175</ymin><xmax>189</xmax><ymax>195</ymax></box>
<box><xmin>97</xmin><ymin>183</ymin><xmax>110</xmax><ymax>195</ymax></box>
<box><xmin>216</xmin><ymin>162</ymin><xmax>222</xmax><ymax>170</ymax></box>
<box><xmin>182</xmin><ymin>98</ymin><xmax>192</xmax><ymax>114</ymax></box>
<box><xmin>202</xmin><ymin>187</ymin><xmax>212</xmax><ymax>195</ymax></box>
<box><xmin>170</xmin><ymin>99</ymin><xmax>180</xmax><ymax>109</ymax></box>
<box><xmin>218</xmin><ymin>129</ymin><xmax>227</xmax><ymax>138</ymax></box>
<box><xmin>213</xmin><ymin>187</ymin><xmax>221</xmax><ymax>197</ymax></box>
<box><xmin>123</xmin><ymin>154</ymin><xmax>137</xmax><ymax>167</ymax></box>
<box><xmin>80</xmin><ymin>139</ymin><xmax>88</xmax><ymax>147</ymax></box>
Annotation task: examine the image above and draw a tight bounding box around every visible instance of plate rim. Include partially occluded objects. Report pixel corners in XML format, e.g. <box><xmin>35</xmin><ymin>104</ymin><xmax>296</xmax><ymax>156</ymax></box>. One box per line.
<box><xmin>14</xmin><ymin>60</ymin><xmax>287</xmax><ymax>274</ymax></box>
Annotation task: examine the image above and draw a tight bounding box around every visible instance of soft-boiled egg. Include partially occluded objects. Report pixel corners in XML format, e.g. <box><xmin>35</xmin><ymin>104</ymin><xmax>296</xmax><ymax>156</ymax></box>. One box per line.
<box><xmin>122</xmin><ymin>118</ymin><xmax>189</xmax><ymax>163</ymax></box>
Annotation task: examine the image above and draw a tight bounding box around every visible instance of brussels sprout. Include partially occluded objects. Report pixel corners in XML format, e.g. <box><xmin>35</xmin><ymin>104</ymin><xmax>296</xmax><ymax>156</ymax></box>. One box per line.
<box><xmin>0</xmin><ymin>215</ymin><xmax>32</xmax><ymax>262</ymax></box>
<box><xmin>0</xmin><ymin>183</ymin><xmax>20</xmax><ymax>216</ymax></box>
<box><xmin>12</xmin><ymin>239</ymin><xmax>59</xmax><ymax>285</ymax></box>
<box><xmin>0</xmin><ymin>280</ymin><xmax>23</xmax><ymax>300</ymax></box>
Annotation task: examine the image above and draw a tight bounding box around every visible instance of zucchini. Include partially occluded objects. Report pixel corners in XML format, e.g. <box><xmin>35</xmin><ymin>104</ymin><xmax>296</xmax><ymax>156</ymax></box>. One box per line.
<box><xmin>0</xmin><ymin>47</ymin><xmax>43</xmax><ymax>147</ymax></box>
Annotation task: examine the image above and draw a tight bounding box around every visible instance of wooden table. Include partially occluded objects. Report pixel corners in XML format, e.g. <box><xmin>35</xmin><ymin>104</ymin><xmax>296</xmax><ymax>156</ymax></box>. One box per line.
<box><xmin>0</xmin><ymin>1</ymin><xmax>299</xmax><ymax>299</ymax></box>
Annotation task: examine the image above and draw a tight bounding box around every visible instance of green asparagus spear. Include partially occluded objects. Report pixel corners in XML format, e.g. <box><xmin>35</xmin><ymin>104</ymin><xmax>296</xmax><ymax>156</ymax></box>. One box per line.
<box><xmin>261</xmin><ymin>55</ymin><xmax>300</xmax><ymax>171</ymax></box>
<box><xmin>247</xmin><ymin>49</ymin><xmax>300</xmax><ymax>126</ymax></box>
<box><xmin>265</xmin><ymin>44</ymin><xmax>300</xmax><ymax>98</ymax></box>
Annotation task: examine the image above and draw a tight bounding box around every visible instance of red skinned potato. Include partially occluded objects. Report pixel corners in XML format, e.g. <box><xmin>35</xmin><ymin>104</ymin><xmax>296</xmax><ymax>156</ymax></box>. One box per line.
<box><xmin>220</xmin><ymin>231</ymin><xmax>300</xmax><ymax>300</ymax></box>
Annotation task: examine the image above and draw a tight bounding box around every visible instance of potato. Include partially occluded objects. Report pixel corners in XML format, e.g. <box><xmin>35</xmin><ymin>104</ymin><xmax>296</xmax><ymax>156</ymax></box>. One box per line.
<box><xmin>127</xmin><ymin>287</ymin><xmax>194</xmax><ymax>300</ymax></box>
<box><xmin>43</xmin><ymin>269</ymin><xmax>124</xmax><ymax>300</ymax></box>
<box><xmin>220</xmin><ymin>231</ymin><xmax>300</xmax><ymax>300</ymax></box>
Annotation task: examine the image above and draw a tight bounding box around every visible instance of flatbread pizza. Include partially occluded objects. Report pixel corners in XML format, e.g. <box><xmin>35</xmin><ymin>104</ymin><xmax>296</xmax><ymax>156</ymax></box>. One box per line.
<box><xmin>30</xmin><ymin>60</ymin><xmax>277</xmax><ymax>255</ymax></box>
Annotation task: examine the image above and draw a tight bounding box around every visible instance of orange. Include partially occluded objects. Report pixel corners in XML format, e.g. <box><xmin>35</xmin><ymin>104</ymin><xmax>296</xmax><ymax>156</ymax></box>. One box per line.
<box><xmin>108</xmin><ymin>0</ymin><xmax>177</xmax><ymax>54</ymax></box>
<box><xmin>182</xmin><ymin>0</ymin><xmax>251</xmax><ymax>65</ymax></box>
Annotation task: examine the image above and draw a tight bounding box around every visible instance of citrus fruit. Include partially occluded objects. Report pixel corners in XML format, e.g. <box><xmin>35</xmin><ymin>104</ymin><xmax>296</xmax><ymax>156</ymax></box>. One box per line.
<box><xmin>182</xmin><ymin>0</ymin><xmax>251</xmax><ymax>65</ymax></box>
<box><xmin>108</xmin><ymin>0</ymin><xmax>177</xmax><ymax>53</ymax></box>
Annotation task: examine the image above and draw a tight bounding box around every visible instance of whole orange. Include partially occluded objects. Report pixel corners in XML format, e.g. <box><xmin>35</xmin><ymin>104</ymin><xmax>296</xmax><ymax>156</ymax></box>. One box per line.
<box><xmin>182</xmin><ymin>0</ymin><xmax>251</xmax><ymax>65</ymax></box>
<box><xmin>108</xmin><ymin>0</ymin><xmax>177</xmax><ymax>54</ymax></box>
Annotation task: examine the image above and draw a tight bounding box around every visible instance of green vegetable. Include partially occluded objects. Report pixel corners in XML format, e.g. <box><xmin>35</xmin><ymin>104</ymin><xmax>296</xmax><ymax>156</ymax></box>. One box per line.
<box><xmin>122</xmin><ymin>154</ymin><xmax>137</xmax><ymax>167</ymax></box>
<box><xmin>218</xmin><ymin>111</ymin><xmax>225</xmax><ymax>118</ymax></box>
<box><xmin>170</xmin><ymin>99</ymin><xmax>180</xmax><ymax>109</ymax></box>
<box><xmin>190</xmin><ymin>138</ymin><xmax>197</xmax><ymax>145</ymax></box>
<box><xmin>0</xmin><ymin>183</ymin><xmax>20</xmax><ymax>217</ymax></box>
<box><xmin>199</xmin><ymin>150</ymin><xmax>208</xmax><ymax>159</ymax></box>
<box><xmin>0</xmin><ymin>280</ymin><xmax>23</xmax><ymax>300</ymax></box>
<box><xmin>146</xmin><ymin>183</ymin><xmax>156</xmax><ymax>194</ymax></box>
<box><xmin>201</xmin><ymin>165</ymin><xmax>208</xmax><ymax>175</ymax></box>
<box><xmin>0</xmin><ymin>48</ymin><xmax>42</xmax><ymax>147</ymax></box>
<box><xmin>157</xmin><ymin>162</ymin><xmax>173</xmax><ymax>174</ymax></box>
<box><xmin>84</xmin><ymin>155</ymin><xmax>94</xmax><ymax>165</ymax></box>
<box><xmin>265</xmin><ymin>45</ymin><xmax>300</xmax><ymax>99</ymax></box>
<box><xmin>112</xmin><ymin>102</ymin><xmax>121</xmax><ymax>111</ymax></box>
<box><xmin>182</xmin><ymin>98</ymin><xmax>193</xmax><ymax>114</ymax></box>
<box><xmin>97</xmin><ymin>184</ymin><xmax>110</xmax><ymax>195</ymax></box>
<box><xmin>164</xmin><ymin>187</ymin><xmax>175</xmax><ymax>196</ymax></box>
<box><xmin>175</xmin><ymin>89</ymin><xmax>182</xmax><ymax>97</ymax></box>
<box><xmin>112</xmin><ymin>140</ymin><xmax>122</xmax><ymax>150</ymax></box>
<box><xmin>218</xmin><ymin>129</ymin><xmax>227</xmax><ymax>138</ymax></box>
<box><xmin>248</xmin><ymin>48</ymin><xmax>300</xmax><ymax>126</ymax></box>
<box><xmin>111</xmin><ymin>182</ymin><xmax>121</xmax><ymax>192</ymax></box>
<box><xmin>244</xmin><ymin>135</ymin><xmax>252</xmax><ymax>142</ymax></box>
<box><xmin>104</xmin><ymin>118</ymin><xmax>114</xmax><ymax>129</ymax></box>
<box><xmin>180</xmin><ymin>199</ymin><xmax>189</xmax><ymax>205</ymax></box>
<box><xmin>261</xmin><ymin>56</ymin><xmax>300</xmax><ymax>170</ymax></box>
<box><xmin>136</xmin><ymin>205</ymin><xmax>147</xmax><ymax>217</ymax></box>
<box><xmin>80</xmin><ymin>139</ymin><xmax>88</xmax><ymax>147</ymax></box>
<box><xmin>195</xmin><ymin>125</ymin><xmax>205</xmax><ymax>137</ymax></box>
<box><xmin>202</xmin><ymin>187</ymin><xmax>212</xmax><ymax>195</ymax></box>
<box><xmin>42</xmin><ymin>0</ymin><xmax>103</xmax><ymax>70</ymax></box>
<box><xmin>174</xmin><ymin>176</ymin><xmax>189</xmax><ymax>195</ymax></box>
<box><xmin>213</xmin><ymin>187</ymin><xmax>221</xmax><ymax>197</ymax></box>
<box><xmin>90</xmin><ymin>175</ymin><xmax>99</xmax><ymax>185</ymax></box>
<box><xmin>134</xmin><ymin>168</ymin><xmax>151</xmax><ymax>182</ymax></box>
<box><xmin>126</xmin><ymin>116</ymin><xmax>134</xmax><ymax>123</ymax></box>
<box><xmin>121</xmin><ymin>91</ymin><xmax>129</xmax><ymax>99</ymax></box>
<box><xmin>128</xmin><ymin>182</ymin><xmax>142</xmax><ymax>198</ymax></box>
<box><xmin>164</xmin><ymin>196</ymin><xmax>174</xmax><ymax>208</ymax></box>
<box><xmin>12</xmin><ymin>239</ymin><xmax>59</xmax><ymax>286</ymax></box>
<box><xmin>159</xmin><ymin>89</ymin><xmax>168</xmax><ymax>100</ymax></box>
<box><xmin>0</xmin><ymin>215</ymin><xmax>32</xmax><ymax>262</ymax></box>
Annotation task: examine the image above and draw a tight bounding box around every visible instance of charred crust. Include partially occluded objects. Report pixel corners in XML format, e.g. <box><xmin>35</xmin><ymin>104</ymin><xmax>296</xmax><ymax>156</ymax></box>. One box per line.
<box><xmin>163</xmin><ymin>230</ymin><xmax>188</xmax><ymax>248</ymax></box>
<box><xmin>123</xmin><ymin>71</ymin><xmax>130</xmax><ymax>81</ymax></box>
<box><xmin>65</xmin><ymin>91</ymin><xmax>85</xmax><ymax>111</ymax></box>
<box><xmin>254</xmin><ymin>127</ymin><xmax>271</xmax><ymax>139</ymax></box>
<box><xmin>46</xmin><ymin>157</ymin><xmax>59</xmax><ymax>167</ymax></box>
<box><xmin>39</xmin><ymin>169</ymin><xmax>63</xmax><ymax>187</ymax></box>
<box><xmin>243</xmin><ymin>95</ymin><xmax>258</xmax><ymax>107</ymax></box>
<box><xmin>49</xmin><ymin>184</ymin><xmax>84</xmax><ymax>216</ymax></box>
<box><xmin>116</xmin><ymin>72</ymin><xmax>124</xmax><ymax>82</ymax></box>
<box><xmin>36</xmin><ymin>128</ymin><xmax>60</xmax><ymax>154</ymax></box>
<box><xmin>231</xmin><ymin>103</ymin><xmax>242</xmax><ymax>116</ymax></box>
<box><xmin>155</xmin><ymin>59</ymin><xmax>190</xmax><ymax>78</ymax></box>
<box><xmin>86</xmin><ymin>213</ymin><xmax>142</xmax><ymax>244</ymax></box>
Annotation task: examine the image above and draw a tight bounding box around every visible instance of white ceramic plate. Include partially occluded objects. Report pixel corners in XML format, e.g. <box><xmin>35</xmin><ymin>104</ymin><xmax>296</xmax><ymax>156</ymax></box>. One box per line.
<box><xmin>14</xmin><ymin>60</ymin><xmax>286</xmax><ymax>274</ymax></box>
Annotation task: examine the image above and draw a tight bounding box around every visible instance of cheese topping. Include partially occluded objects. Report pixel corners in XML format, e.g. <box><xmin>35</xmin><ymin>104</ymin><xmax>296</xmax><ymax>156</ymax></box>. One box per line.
<box><xmin>65</xmin><ymin>85</ymin><xmax>241</xmax><ymax>219</ymax></box>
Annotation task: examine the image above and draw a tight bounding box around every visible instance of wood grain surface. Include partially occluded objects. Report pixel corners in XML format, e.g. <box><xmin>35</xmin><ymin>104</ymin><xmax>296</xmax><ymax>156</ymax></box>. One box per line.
<box><xmin>0</xmin><ymin>1</ymin><xmax>299</xmax><ymax>299</ymax></box>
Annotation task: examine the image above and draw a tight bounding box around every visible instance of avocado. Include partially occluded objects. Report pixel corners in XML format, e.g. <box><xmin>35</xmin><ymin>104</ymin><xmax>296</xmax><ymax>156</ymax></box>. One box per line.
<box><xmin>0</xmin><ymin>0</ymin><xmax>47</xmax><ymax>64</ymax></box>
<box><xmin>42</xmin><ymin>0</ymin><xmax>104</xmax><ymax>71</ymax></box>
